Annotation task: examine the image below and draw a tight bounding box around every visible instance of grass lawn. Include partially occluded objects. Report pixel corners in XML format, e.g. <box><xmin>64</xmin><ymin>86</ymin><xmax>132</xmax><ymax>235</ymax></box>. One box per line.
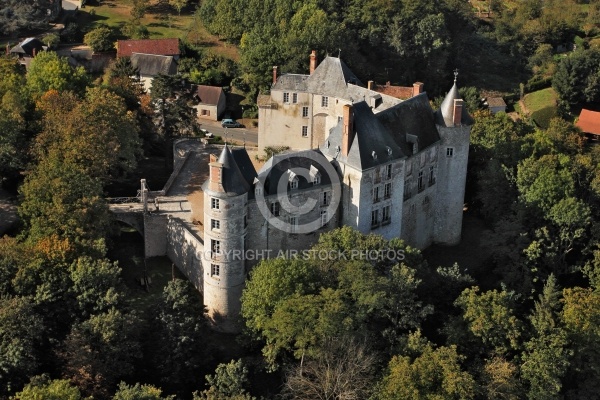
<box><xmin>523</xmin><ymin>87</ymin><xmax>557</xmax><ymax>128</ymax></box>
<box><xmin>81</xmin><ymin>0</ymin><xmax>239</xmax><ymax>60</ymax></box>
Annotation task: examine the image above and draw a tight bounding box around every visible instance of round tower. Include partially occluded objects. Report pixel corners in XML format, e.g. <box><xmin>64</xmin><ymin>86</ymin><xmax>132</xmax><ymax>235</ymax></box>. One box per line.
<box><xmin>202</xmin><ymin>146</ymin><xmax>249</xmax><ymax>332</ymax></box>
<box><xmin>433</xmin><ymin>71</ymin><xmax>473</xmax><ymax>246</ymax></box>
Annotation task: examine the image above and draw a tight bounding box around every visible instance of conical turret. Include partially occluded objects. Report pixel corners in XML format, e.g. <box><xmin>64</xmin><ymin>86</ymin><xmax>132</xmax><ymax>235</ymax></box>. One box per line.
<box><xmin>437</xmin><ymin>70</ymin><xmax>473</xmax><ymax>127</ymax></box>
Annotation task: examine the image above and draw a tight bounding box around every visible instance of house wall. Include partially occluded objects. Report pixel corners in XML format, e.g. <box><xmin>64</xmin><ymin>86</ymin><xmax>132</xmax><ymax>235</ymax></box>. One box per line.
<box><xmin>196</xmin><ymin>104</ymin><xmax>219</xmax><ymax>121</ymax></box>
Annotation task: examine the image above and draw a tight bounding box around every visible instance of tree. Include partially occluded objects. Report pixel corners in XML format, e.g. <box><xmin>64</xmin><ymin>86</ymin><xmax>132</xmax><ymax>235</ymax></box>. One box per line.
<box><xmin>14</xmin><ymin>377</ymin><xmax>83</xmax><ymax>400</ymax></box>
<box><xmin>152</xmin><ymin>279</ymin><xmax>210</xmax><ymax>394</ymax></box>
<box><xmin>0</xmin><ymin>297</ymin><xmax>45</xmax><ymax>397</ymax></box>
<box><xmin>374</xmin><ymin>332</ymin><xmax>476</xmax><ymax>400</ymax></box>
<box><xmin>26</xmin><ymin>51</ymin><xmax>89</xmax><ymax>98</ymax></box>
<box><xmin>282</xmin><ymin>337</ymin><xmax>376</xmax><ymax>400</ymax></box>
<box><xmin>481</xmin><ymin>356</ymin><xmax>523</xmax><ymax>400</ymax></box>
<box><xmin>520</xmin><ymin>275</ymin><xmax>570</xmax><ymax>400</ymax></box>
<box><xmin>169</xmin><ymin>0</ymin><xmax>188</xmax><ymax>15</ymax></box>
<box><xmin>84</xmin><ymin>25</ymin><xmax>115</xmax><ymax>52</ymax></box>
<box><xmin>552</xmin><ymin>49</ymin><xmax>600</xmax><ymax>109</ymax></box>
<box><xmin>0</xmin><ymin>0</ymin><xmax>60</xmax><ymax>35</ymax></box>
<box><xmin>196</xmin><ymin>359</ymin><xmax>255</xmax><ymax>400</ymax></box>
<box><xmin>113</xmin><ymin>382</ymin><xmax>174</xmax><ymax>400</ymax></box>
<box><xmin>454</xmin><ymin>286</ymin><xmax>522</xmax><ymax>355</ymax></box>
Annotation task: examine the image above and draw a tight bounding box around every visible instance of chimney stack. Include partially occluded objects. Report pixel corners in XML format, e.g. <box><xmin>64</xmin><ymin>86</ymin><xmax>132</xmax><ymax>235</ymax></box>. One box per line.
<box><xmin>453</xmin><ymin>99</ymin><xmax>463</xmax><ymax>126</ymax></box>
<box><xmin>272</xmin><ymin>66</ymin><xmax>278</xmax><ymax>85</ymax></box>
<box><xmin>342</xmin><ymin>104</ymin><xmax>355</xmax><ymax>156</ymax></box>
<box><xmin>309</xmin><ymin>50</ymin><xmax>317</xmax><ymax>75</ymax></box>
<box><xmin>209</xmin><ymin>161</ymin><xmax>223</xmax><ymax>190</ymax></box>
<box><xmin>209</xmin><ymin>154</ymin><xmax>218</xmax><ymax>163</ymax></box>
<box><xmin>412</xmin><ymin>82</ymin><xmax>424</xmax><ymax>97</ymax></box>
<box><xmin>5</xmin><ymin>44</ymin><xmax>9</xmax><ymax>55</ymax></box>
<box><xmin>32</xmin><ymin>48</ymin><xmax>36</xmax><ymax>57</ymax></box>
<box><xmin>367</xmin><ymin>80</ymin><xmax>374</xmax><ymax>90</ymax></box>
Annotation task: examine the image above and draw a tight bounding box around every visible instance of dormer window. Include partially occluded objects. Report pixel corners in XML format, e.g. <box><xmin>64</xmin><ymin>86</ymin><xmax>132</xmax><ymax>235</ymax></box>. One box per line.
<box><xmin>372</xmin><ymin>151</ymin><xmax>377</xmax><ymax>160</ymax></box>
<box><xmin>290</xmin><ymin>176</ymin><xmax>299</xmax><ymax>189</ymax></box>
<box><xmin>309</xmin><ymin>165</ymin><xmax>320</xmax><ymax>185</ymax></box>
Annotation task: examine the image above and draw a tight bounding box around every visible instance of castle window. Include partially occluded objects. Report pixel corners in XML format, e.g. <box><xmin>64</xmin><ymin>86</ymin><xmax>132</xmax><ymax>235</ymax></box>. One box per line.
<box><xmin>382</xmin><ymin>205</ymin><xmax>391</xmax><ymax>224</ymax></box>
<box><xmin>373</xmin><ymin>186</ymin><xmax>381</xmax><ymax>203</ymax></box>
<box><xmin>289</xmin><ymin>216</ymin><xmax>298</xmax><ymax>233</ymax></box>
<box><xmin>211</xmin><ymin>198</ymin><xmax>220</xmax><ymax>210</ymax></box>
<box><xmin>320</xmin><ymin>211</ymin><xmax>328</xmax><ymax>228</ymax></box>
<box><xmin>302</xmin><ymin>126</ymin><xmax>308</xmax><ymax>137</ymax></box>
<box><xmin>371</xmin><ymin>209</ymin><xmax>379</xmax><ymax>228</ymax></box>
<box><xmin>429</xmin><ymin>166</ymin><xmax>436</xmax><ymax>186</ymax></box>
<box><xmin>211</xmin><ymin>240</ymin><xmax>221</xmax><ymax>256</ymax></box>
<box><xmin>321</xmin><ymin>191</ymin><xmax>329</xmax><ymax>206</ymax></box>
<box><xmin>446</xmin><ymin>147</ymin><xmax>454</xmax><ymax>157</ymax></box>
<box><xmin>211</xmin><ymin>264</ymin><xmax>220</xmax><ymax>277</ymax></box>
<box><xmin>255</xmin><ymin>186</ymin><xmax>262</xmax><ymax>196</ymax></box>
<box><xmin>313</xmin><ymin>173</ymin><xmax>321</xmax><ymax>185</ymax></box>
<box><xmin>418</xmin><ymin>171</ymin><xmax>424</xmax><ymax>192</ymax></box>
<box><xmin>406</xmin><ymin>161</ymin><xmax>412</xmax><ymax>176</ymax></box>
<box><xmin>374</xmin><ymin>168</ymin><xmax>381</xmax><ymax>183</ymax></box>
<box><xmin>211</xmin><ymin>219</ymin><xmax>220</xmax><ymax>230</ymax></box>
<box><xmin>338</xmin><ymin>116</ymin><xmax>343</xmax><ymax>123</ymax></box>
<box><xmin>270</xmin><ymin>202</ymin><xmax>280</xmax><ymax>216</ymax></box>
<box><xmin>283</xmin><ymin>92</ymin><xmax>290</xmax><ymax>103</ymax></box>
<box><xmin>292</xmin><ymin>93</ymin><xmax>298</xmax><ymax>103</ymax></box>
<box><xmin>385</xmin><ymin>164</ymin><xmax>392</xmax><ymax>180</ymax></box>
<box><xmin>384</xmin><ymin>182</ymin><xmax>392</xmax><ymax>199</ymax></box>
<box><xmin>290</xmin><ymin>176</ymin><xmax>299</xmax><ymax>189</ymax></box>
<box><xmin>302</xmin><ymin>106</ymin><xmax>309</xmax><ymax>118</ymax></box>
<box><xmin>321</xmin><ymin>96</ymin><xmax>328</xmax><ymax>107</ymax></box>
<box><xmin>403</xmin><ymin>181</ymin><xmax>411</xmax><ymax>200</ymax></box>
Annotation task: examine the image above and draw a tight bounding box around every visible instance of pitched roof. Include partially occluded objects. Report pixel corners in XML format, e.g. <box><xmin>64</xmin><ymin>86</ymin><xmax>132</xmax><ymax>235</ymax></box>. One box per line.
<box><xmin>272</xmin><ymin>57</ymin><xmax>402</xmax><ymax>113</ymax></box>
<box><xmin>195</xmin><ymin>85</ymin><xmax>224</xmax><ymax>105</ymax></box>
<box><xmin>576</xmin><ymin>109</ymin><xmax>600</xmax><ymax>135</ymax></box>
<box><xmin>10</xmin><ymin>38</ymin><xmax>45</xmax><ymax>56</ymax></box>
<box><xmin>487</xmin><ymin>97</ymin><xmax>506</xmax><ymax>108</ymax></box>
<box><xmin>130</xmin><ymin>53</ymin><xmax>177</xmax><ymax>76</ymax></box>
<box><xmin>321</xmin><ymin>96</ymin><xmax>440</xmax><ymax>171</ymax></box>
<box><xmin>117</xmin><ymin>38</ymin><xmax>180</xmax><ymax>58</ymax></box>
<box><xmin>435</xmin><ymin>79</ymin><xmax>473</xmax><ymax>127</ymax></box>
<box><xmin>202</xmin><ymin>146</ymin><xmax>251</xmax><ymax>197</ymax></box>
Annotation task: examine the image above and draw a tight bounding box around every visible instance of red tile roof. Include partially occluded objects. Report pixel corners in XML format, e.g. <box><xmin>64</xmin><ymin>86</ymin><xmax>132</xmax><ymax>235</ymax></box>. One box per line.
<box><xmin>196</xmin><ymin>85</ymin><xmax>224</xmax><ymax>105</ymax></box>
<box><xmin>576</xmin><ymin>109</ymin><xmax>600</xmax><ymax>136</ymax></box>
<box><xmin>117</xmin><ymin>38</ymin><xmax>180</xmax><ymax>58</ymax></box>
<box><xmin>373</xmin><ymin>83</ymin><xmax>413</xmax><ymax>100</ymax></box>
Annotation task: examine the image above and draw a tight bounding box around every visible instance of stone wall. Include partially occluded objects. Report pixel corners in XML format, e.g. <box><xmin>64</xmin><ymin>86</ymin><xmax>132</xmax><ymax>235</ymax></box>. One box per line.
<box><xmin>144</xmin><ymin>213</ymin><xmax>168</xmax><ymax>257</ymax></box>
<box><xmin>166</xmin><ymin>217</ymin><xmax>204</xmax><ymax>291</ymax></box>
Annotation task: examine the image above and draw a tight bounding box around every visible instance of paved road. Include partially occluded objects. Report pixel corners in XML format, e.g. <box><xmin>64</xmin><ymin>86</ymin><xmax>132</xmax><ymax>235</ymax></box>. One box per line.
<box><xmin>198</xmin><ymin>120</ymin><xmax>258</xmax><ymax>146</ymax></box>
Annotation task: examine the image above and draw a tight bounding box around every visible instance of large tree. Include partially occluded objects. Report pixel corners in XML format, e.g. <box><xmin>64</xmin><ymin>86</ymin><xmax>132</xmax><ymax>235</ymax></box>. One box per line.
<box><xmin>26</xmin><ymin>51</ymin><xmax>89</xmax><ymax>98</ymax></box>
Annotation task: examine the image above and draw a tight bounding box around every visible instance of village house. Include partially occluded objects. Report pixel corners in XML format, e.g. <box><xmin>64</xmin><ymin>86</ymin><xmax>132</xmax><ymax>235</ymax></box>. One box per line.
<box><xmin>193</xmin><ymin>85</ymin><xmax>227</xmax><ymax>121</ymax></box>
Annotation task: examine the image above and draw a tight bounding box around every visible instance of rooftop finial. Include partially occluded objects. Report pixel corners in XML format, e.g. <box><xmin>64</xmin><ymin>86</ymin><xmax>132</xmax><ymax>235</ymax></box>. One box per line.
<box><xmin>453</xmin><ymin>68</ymin><xmax>459</xmax><ymax>82</ymax></box>
<box><xmin>338</xmin><ymin>48</ymin><xmax>341</xmax><ymax>58</ymax></box>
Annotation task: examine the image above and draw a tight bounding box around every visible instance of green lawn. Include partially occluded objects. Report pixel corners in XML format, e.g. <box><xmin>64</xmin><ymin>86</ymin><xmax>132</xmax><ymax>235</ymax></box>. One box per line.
<box><xmin>523</xmin><ymin>87</ymin><xmax>557</xmax><ymax>128</ymax></box>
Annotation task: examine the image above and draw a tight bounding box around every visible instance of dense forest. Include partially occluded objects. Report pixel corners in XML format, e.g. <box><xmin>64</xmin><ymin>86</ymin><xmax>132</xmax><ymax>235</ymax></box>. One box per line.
<box><xmin>1</xmin><ymin>0</ymin><xmax>600</xmax><ymax>398</ymax></box>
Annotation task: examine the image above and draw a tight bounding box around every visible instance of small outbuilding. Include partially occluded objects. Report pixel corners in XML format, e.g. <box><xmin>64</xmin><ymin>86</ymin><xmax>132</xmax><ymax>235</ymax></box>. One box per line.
<box><xmin>193</xmin><ymin>85</ymin><xmax>226</xmax><ymax>121</ymax></box>
<box><xmin>576</xmin><ymin>109</ymin><xmax>600</xmax><ymax>140</ymax></box>
<box><xmin>486</xmin><ymin>97</ymin><xmax>507</xmax><ymax>114</ymax></box>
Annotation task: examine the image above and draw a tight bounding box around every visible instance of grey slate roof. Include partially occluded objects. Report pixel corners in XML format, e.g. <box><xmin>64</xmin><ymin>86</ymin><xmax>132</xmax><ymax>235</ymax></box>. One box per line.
<box><xmin>258</xmin><ymin>149</ymin><xmax>333</xmax><ymax>195</ymax></box>
<box><xmin>231</xmin><ymin>148</ymin><xmax>258</xmax><ymax>198</ymax></box>
<box><xmin>321</xmin><ymin>95</ymin><xmax>440</xmax><ymax>171</ymax></box>
<box><xmin>10</xmin><ymin>38</ymin><xmax>45</xmax><ymax>56</ymax></box>
<box><xmin>130</xmin><ymin>53</ymin><xmax>177</xmax><ymax>76</ymax></box>
<box><xmin>272</xmin><ymin>57</ymin><xmax>401</xmax><ymax>113</ymax></box>
<box><xmin>436</xmin><ymin>80</ymin><xmax>473</xmax><ymax>127</ymax></box>
<box><xmin>202</xmin><ymin>146</ymin><xmax>251</xmax><ymax>197</ymax></box>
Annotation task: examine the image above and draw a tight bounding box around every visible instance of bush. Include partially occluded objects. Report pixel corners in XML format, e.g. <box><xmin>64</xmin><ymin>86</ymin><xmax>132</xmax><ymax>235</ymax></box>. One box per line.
<box><xmin>84</xmin><ymin>25</ymin><xmax>114</xmax><ymax>52</ymax></box>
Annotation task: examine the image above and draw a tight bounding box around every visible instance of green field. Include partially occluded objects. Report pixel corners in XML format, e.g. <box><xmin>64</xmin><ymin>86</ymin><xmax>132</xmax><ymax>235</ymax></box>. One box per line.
<box><xmin>81</xmin><ymin>0</ymin><xmax>239</xmax><ymax>60</ymax></box>
<box><xmin>523</xmin><ymin>87</ymin><xmax>558</xmax><ymax>128</ymax></box>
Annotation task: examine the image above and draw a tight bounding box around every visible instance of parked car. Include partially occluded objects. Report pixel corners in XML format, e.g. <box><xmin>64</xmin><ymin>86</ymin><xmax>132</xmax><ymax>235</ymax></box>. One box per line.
<box><xmin>221</xmin><ymin>118</ymin><xmax>243</xmax><ymax>128</ymax></box>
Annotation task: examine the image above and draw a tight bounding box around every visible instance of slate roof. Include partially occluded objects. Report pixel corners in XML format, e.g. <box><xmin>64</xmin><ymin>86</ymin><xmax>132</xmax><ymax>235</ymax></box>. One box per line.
<box><xmin>576</xmin><ymin>109</ymin><xmax>600</xmax><ymax>135</ymax></box>
<box><xmin>202</xmin><ymin>146</ymin><xmax>251</xmax><ymax>197</ymax></box>
<box><xmin>487</xmin><ymin>97</ymin><xmax>506</xmax><ymax>108</ymax></box>
<box><xmin>117</xmin><ymin>38</ymin><xmax>180</xmax><ymax>58</ymax></box>
<box><xmin>321</xmin><ymin>95</ymin><xmax>440</xmax><ymax>171</ymax></box>
<box><xmin>258</xmin><ymin>149</ymin><xmax>333</xmax><ymax>195</ymax></box>
<box><xmin>130</xmin><ymin>53</ymin><xmax>177</xmax><ymax>76</ymax></box>
<box><xmin>436</xmin><ymin>80</ymin><xmax>473</xmax><ymax>127</ymax></box>
<box><xmin>272</xmin><ymin>57</ymin><xmax>402</xmax><ymax>113</ymax></box>
<box><xmin>10</xmin><ymin>38</ymin><xmax>45</xmax><ymax>57</ymax></box>
<box><xmin>195</xmin><ymin>85</ymin><xmax>224</xmax><ymax>106</ymax></box>
<box><xmin>231</xmin><ymin>148</ymin><xmax>258</xmax><ymax>196</ymax></box>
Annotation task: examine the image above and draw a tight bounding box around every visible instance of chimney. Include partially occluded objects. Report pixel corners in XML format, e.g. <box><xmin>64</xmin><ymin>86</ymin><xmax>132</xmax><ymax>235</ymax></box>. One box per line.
<box><xmin>309</xmin><ymin>50</ymin><xmax>317</xmax><ymax>74</ymax></box>
<box><xmin>342</xmin><ymin>104</ymin><xmax>355</xmax><ymax>157</ymax></box>
<box><xmin>209</xmin><ymin>154</ymin><xmax>218</xmax><ymax>163</ymax></box>
<box><xmin>272</xmin><ymin>66</ymin><xmax>278</xmax><ymax>85</ymax></box>
<box><xmin>367</xmin><ymin>80</ymin><xmax>374</xmax><ymax>90</ymax></box>
<box><xmin>453</xmin><ymin>99</ymin><xmax>463</xmax><ymax>126</ymax></box>
<box><xmin>209</xmin><ymin>161</ymin><xmax>223</xmax><ymax>189</ymax></box>
<box><xmin>32</xmin><ymin>48</ymin><xmax>36</xmax><ymax>57</ymax></box>
<box><xmin>412</xmin><ymin>82</ymin><xmax>424</xmax><ymax>97</ymax></box>
<box><xmin>386</xmin><ymin>81</ymin><xmax>391</xmax><ymax>87</ymax></box>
